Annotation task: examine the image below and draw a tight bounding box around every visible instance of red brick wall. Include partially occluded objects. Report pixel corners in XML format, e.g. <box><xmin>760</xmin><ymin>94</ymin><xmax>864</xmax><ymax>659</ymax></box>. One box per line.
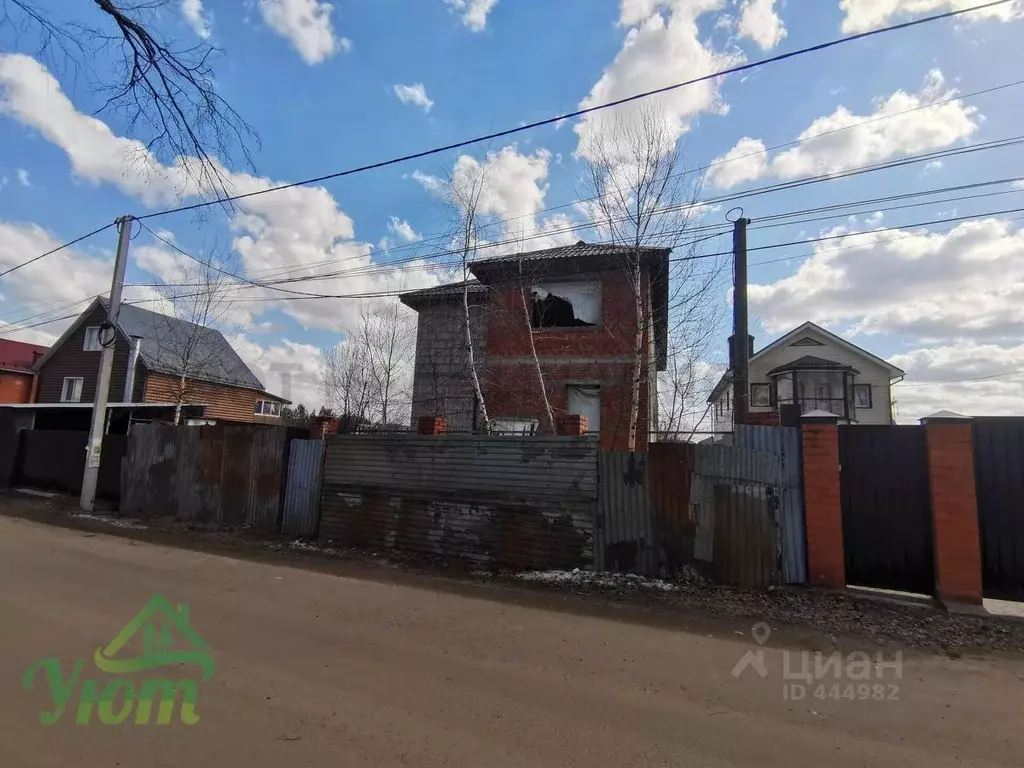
<box><xmin>482</xmin><ymin>268</ymin><xmax>653</xmax><ymax>451</ymax></box>
<box><xmin>801</xmin><ymin>421</ymin><xmax>846</xmax><ymax>588</ymax></box>
<box><xmin>924</xmin><ymin>422</ymin><xmax>983</xmax><ymax>604</ymax></box>
<box><xmin>484</xmin><ymin>360</ymin><xmax>650</xmax><ymax>451</ymax></box>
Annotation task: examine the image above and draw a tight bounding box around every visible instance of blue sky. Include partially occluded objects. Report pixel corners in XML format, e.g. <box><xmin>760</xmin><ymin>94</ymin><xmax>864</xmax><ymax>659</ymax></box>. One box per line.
<box><xmin>1</xmin><ymin>0</ymin><xmax>1023</xmax><ymax>418</ymax></box>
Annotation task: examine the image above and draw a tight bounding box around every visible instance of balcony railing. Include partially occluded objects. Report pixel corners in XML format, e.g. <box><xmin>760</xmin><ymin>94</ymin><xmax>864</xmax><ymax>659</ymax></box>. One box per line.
<box><xmin>796</xmin><ymin>397</ymin><xmax>848</xmax><ymax>418</ymax></box>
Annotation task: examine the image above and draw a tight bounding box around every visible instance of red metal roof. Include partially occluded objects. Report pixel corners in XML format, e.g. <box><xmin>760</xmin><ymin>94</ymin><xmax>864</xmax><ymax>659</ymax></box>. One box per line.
<box><xmin>0</xmin><ymin>339</ymin><xmax>48</xmax><ymax>371</ymax></box>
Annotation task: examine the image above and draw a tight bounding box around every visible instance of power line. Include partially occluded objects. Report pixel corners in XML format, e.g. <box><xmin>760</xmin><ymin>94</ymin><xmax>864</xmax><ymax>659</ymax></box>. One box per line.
<box><xmin>129</xmin><ymin>173</ymin><xmax>1024</xmax><ymax>291</ymax></box>
<box><xmin>135</xmin><ymin>0</ymin><xmax>1014</xmax><ymax>222</ymax></box>
<box><xmin>133</xmin><ymin>137</ymin><xmax>1024</xmax><ymax>293</ymax></box>
<box><xmin>0</xmin><ymin>222</ymin><xmax>114</xmax><ymax>279</ymax></box>
<box><xmin>132</xmin><ymin>205</ymin><xmax>1024</xmax><ymax>309</ymax></box>
<box><xmin>898</xmin><ymin>370</ymin><xmax>1024</xmax><ymax>386</ymax></box>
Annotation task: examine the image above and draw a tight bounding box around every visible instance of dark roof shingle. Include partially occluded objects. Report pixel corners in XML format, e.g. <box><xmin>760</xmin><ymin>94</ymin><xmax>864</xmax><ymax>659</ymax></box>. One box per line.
<box><xmin>101</xmin><ymin>298</ymin><xmax>265</xmax><ymax>390</ymax></box>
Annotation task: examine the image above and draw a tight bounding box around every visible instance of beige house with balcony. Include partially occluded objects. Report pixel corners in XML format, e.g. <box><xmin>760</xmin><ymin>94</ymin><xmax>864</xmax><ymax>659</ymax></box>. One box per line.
<box><xmin>709</xmin><ymin>322</ymin><xmax>905</xmax><ymax>429</ymax></box>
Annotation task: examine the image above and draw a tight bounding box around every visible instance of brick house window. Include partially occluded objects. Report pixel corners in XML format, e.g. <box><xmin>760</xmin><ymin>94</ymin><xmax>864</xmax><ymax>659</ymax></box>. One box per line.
<box><xmin>83</xmin><ymin>326</ymin><xmax>103</xmax><ymax>352</ymax></box>
<box><xmin>255</xmin><ymin>401</ymin><xmax>281</xmax><ymax>417</ymax></box>
<box><xmin>531</xmin><ymin>281</ymin><xmax>601</xmax><ymax>328</ymax></box>
<box><xmin>566</xmin><ymin>385</ymin><xmax>601</xmax><ymax>432</ymax></box>
<box><xmin>61</xmin><ymin>377</ymin><xmax>83</xmax><ymax>403</ymax></box>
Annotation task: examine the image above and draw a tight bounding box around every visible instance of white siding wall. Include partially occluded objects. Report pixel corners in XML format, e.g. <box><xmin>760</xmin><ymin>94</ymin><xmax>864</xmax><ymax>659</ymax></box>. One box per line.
<box><xmin>746</xmin><ymin>327</ymin><xmax>894</xmax><ymax>424</ymax></box>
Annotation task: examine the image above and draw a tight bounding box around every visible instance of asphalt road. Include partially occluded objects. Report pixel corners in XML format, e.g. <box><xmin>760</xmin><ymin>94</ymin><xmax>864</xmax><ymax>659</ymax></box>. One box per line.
<box><xmin>2</xmin><ymin>514</ymin><xmax>1023</xmax><ymax>767</ymax></box>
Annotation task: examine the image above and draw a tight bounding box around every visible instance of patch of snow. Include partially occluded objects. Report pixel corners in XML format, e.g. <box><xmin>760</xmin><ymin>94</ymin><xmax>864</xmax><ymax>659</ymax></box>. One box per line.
<box><xmin>289</xmin><ymin>539</ymin><xmax>343</xmax><ymax>557</ymax></box>
<box><xmin>516</xmin><ymin>568</ymin><xmax>684</xmax><ymax>592</ymax></box>
<box><xmin>71</xmin><ymin>513</ymin><xmax>148</xmax><ymax>530</ymax></box>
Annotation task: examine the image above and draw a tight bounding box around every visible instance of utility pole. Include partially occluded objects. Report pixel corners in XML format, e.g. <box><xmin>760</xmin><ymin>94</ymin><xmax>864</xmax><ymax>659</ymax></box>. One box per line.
<box><xmin>81</xmin><ymin>215</ymin><xmax>133</xmax><ymax>512</ymax></box>
<box><xmin>732</xmin><ymin>215</ymin><xmax>750</xmax><ymax>425</ymax></box>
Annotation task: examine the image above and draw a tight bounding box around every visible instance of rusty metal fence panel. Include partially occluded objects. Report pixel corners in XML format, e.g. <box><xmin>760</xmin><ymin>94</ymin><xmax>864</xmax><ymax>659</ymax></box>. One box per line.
<box><xmin>691</xmin><ymin>439</ymin><xmax>785</xmax><ymax>586</ymax></box>
<box><xmin>121</xmin><ymin>424</ymin><xmax>289</xmax><ymax>531</ymax></box>
<box><xmin>734</xmin><ymin>425</ymin><xmax>806</xmax><ymax>584</ymax></box>
<box><xmin>282</xmin><ymin>440</ymin><xmax>325</xmax><ymax>538</ymax></box>
<box><xmin>596</xmin><ymin>451</ymin><xmax>658</xmax><ymax>574</ymax></box>
<box><xmin>319</xmin><ymin>435</ymin><xmax>597</xmax><ymax>570</ymax></box>
<box><xmin>711</xmin><ymin>483</ymin><xmax>781</xmax><ymax>588</ymax></box>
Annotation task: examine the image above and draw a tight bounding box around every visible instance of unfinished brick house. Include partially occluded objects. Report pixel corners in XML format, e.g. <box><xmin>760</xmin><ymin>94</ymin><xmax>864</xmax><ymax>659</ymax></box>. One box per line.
<box><xmin>400</xmin><ymin>241</ymin><xmax>669</xmax><ymax>451</ymax></box>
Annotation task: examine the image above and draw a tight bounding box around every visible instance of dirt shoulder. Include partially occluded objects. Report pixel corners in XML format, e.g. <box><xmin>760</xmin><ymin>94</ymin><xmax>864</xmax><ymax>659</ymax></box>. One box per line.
<box><xmin>3</xmin><ymin>491</ymin><xmax>1022</xmax><ymax>658</ymax></box>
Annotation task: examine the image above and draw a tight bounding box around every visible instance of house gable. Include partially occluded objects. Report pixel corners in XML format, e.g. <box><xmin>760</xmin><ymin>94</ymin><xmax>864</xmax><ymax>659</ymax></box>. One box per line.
<box><xmin>750</xmin><ymin>322</ymin><xmax>904</xmax><ymax>377</ymax></box>
<box><xmin>34</xmin><ymin>301</ymin><xmax>141</xmax><ymax>404</ymax></box>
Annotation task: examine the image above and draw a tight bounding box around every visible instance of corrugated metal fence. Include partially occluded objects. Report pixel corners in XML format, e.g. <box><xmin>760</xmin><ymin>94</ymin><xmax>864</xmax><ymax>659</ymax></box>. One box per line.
<box><xmin>281</xmin><ymin>440</ymin><xmax>325</xmax><ymax>538</ymax></box>
<box><xmin>734</xmin><ymin>425</ymin><xmax>807</xmax><ymax>584</ymax></box>
<box><xmin>318</xmin><ymin>434</ymin><xmax>598</xmax><ymax>569</ymax></box>
<box><xmin>121</xmin><ymin>424</ymin><xmax>291</xmax><ymax>530</ymax></box>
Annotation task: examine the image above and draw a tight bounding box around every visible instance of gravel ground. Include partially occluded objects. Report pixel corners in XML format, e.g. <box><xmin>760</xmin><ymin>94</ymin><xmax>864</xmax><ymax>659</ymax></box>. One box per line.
<box><xmin>5</xmin><ymin>491</ymin><xmax>1024</xmax><ymax>657</ymax></box>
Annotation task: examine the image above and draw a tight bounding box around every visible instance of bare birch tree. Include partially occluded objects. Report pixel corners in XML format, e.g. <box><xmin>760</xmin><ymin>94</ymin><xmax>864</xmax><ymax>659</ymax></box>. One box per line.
<box><xmin>447</xmin><ymin>163</ymin><xmax>492</xmax><ymax>433</ymax></box>
<box><xmin>316</xmin><ymin>299</ymin><xmax>416</xmax><ymax>430</ymax></box>
<box><xmin>316</xmin><ymin>340</ymin><xmax>372</xmax><ymax>432</ymax></box>
<box><xmin>2</xmin><ymin>0</ymin><xmax>258</xmax><ymax>198</ymax></box>
<box><xmin>147</xmin><ymin>247</ymin><xmax>250</xmax><ymax>425</ymax></box>
<box><xmin>580</xmin><ymin>105</ymin><xmax>724</xmax><ymax>450</ymax></box>
<box><xmin>355</xmin><ymin>300</ymin><xmax>415</xmax><ymax>426</ymax></box>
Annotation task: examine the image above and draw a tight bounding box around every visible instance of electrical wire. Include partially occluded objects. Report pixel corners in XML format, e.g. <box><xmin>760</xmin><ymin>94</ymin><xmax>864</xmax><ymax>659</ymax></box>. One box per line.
<box><xmin>0</xmin><ymin>222</ymin><xmax>114</xmax><ymax>279</ymax></box>
<box><xmin>134</xmin><ymin>0</ymin><xmax>1015</xmax><ymax>222</ymax></box>
<box><xmin>128</xmin><ymin>174</ymin><xmax>1024</xmax><ymax>291</ymax></box>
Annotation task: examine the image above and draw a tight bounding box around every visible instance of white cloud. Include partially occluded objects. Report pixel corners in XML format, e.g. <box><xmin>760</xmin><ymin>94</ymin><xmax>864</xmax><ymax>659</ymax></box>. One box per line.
<box><xmin>0</xmin><ymin>54</ymin><xmax>440</xmax><ymax>338</ymax></box>
<box><xmin>387</xmin><ymin>217</ymin><xmax>422</xmax><ymax>243</ymax></box>
<box><xmin>15</xmin><ymin>168</ymin><xmax>30</xmax><ymax>187</ymax></box>
<box><xmin>411</xmin><ymin>170</ymin><xmax>445</xmax><ymax>194</ymax></box>
<box><xmin>749</xmin><ymin>216</ymin><xmax>1024</xmax><ymax>343</ymax></box>
<box><xmin>258</xmin><ymin>0</ymin><xmax>350</xmax><ymax>65</ymax></box>
<box><xmin>707</xmin><ymin>70</ymin><xmax>978</xmax><ymax>188</ymax></box>
<box><xmin>575</xmin><ymin>0</ymin><xmax>740</xmax><ymax>162</ymax></box>
<box><xmin>705</xmin><ymin>137</ymin><xmax>768</xmax><ymax>188</ymax></box>
<box><xmin>449</xmin><ymin>146</ymin><xmax>580</xmax><ymax>251</ymax></box>
<box><xmin>443</xmin><ymin>0</ymin><xmax>499</xmax><ymax>31</ymax></box>
<box><xmin>181</xmin><ymin>0</ymin><xmax>212</xmax><ymax>39</ymax></box>
<box><xmin>890</xmin><ymin>343</ymin><xmax>1024</xmax><ymax>420</ymax></box>
<box><xmin>392</xmin><ymin>83</ymin><xmax>434</xmax><ymax>112</ymax></box>
<box><xmin>0</xmin><ymin>221</ymin><xmax>168</xmax><ymax>345</ymax></box>
<box><xmin>234</xmin><ymin>336</ymin><xmax>326</xmax><ymax>407</ymax></box>
<box><xmin>840</xmin><ymin>0</ymin><xmax>1022</xmax><ymax>34</ymax></box>
<box><xmin>737</xmin><ymin>0</ymin><xmax>786</xmax><ymax>49</ymax></box>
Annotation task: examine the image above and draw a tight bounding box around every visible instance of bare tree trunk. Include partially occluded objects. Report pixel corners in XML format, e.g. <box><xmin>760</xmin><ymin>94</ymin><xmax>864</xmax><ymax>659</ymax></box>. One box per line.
<box><xmin>519</xmin><ymin>284</ymin><xmax>555</xmax><ymax>434</ymax></box>
<box><xmin>462</xmin><ymin>277</ymin><xmax>490</xmax><ymax>433</ymax></box>
<box><xmin>628</xmin><ymin>261</ymin><xmax>644</xmax><ymax>452</ymax></box>
<box><xmin>174</xmin><ymin>371</ymin><xmax>187</xmax><ymax>426</ymax></box>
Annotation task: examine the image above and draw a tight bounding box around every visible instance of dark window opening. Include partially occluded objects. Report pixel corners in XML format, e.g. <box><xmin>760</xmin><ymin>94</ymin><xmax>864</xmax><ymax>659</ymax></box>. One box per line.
<box><xmin>530</xmin><ymin>282</ymin><xmax>601</xmax><ymax>328</ymax></box>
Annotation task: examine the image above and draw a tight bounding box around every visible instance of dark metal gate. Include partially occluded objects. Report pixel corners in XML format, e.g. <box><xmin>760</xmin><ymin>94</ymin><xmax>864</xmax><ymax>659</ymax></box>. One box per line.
<box><xmin>839</xmin><ymin>425</ymin><xmax>934</xmax><ymax>594</ymax></box>
<box><xmin>973</xmin><ymin>418</ymin><xmax>1024</xmax><ymax>599</ymax></box>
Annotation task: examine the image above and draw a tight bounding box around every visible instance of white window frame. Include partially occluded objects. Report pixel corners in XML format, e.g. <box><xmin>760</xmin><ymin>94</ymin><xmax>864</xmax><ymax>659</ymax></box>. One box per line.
<box><xmin>83</xmin><ymin>326</ymin><xmax>103</xmax><ymax>352</ymax></box>
<box><xmin>61</xmin><ymin>377</ymin><xmax>84</xmax><ymax>403</ymax></box>
<box><xmin>255</xmin><ymin>400</ymin><xmax>281</xmax><ymax>417</ymax></box>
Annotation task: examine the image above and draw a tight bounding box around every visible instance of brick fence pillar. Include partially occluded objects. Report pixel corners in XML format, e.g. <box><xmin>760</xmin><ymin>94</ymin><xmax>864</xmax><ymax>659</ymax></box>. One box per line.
<box><xmin>417</xmin><ymin>416</ymin><xmax>448</xmax><ymax>435</ymax></box>
<box><xmin>922</xmin><ymin>413</ymin><xmax>983</xmax><ymax>606</ymax></box>
<box><xmin>801</xmin><ymin>412</ymin><xmax>845</xmax><ymax>588</ymax></box>
<box><xmin>556</xmin><ymin>414</ymin><xmax>588</xmax><ymax>436</ymax></box>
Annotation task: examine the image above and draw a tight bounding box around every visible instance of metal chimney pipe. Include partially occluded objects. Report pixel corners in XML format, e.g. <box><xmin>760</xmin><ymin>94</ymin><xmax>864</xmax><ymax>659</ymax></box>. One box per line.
<box><xmin>123</xmin><ymin>335</ymin><xmax>142</xmax><ymax>403</ymax></box>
